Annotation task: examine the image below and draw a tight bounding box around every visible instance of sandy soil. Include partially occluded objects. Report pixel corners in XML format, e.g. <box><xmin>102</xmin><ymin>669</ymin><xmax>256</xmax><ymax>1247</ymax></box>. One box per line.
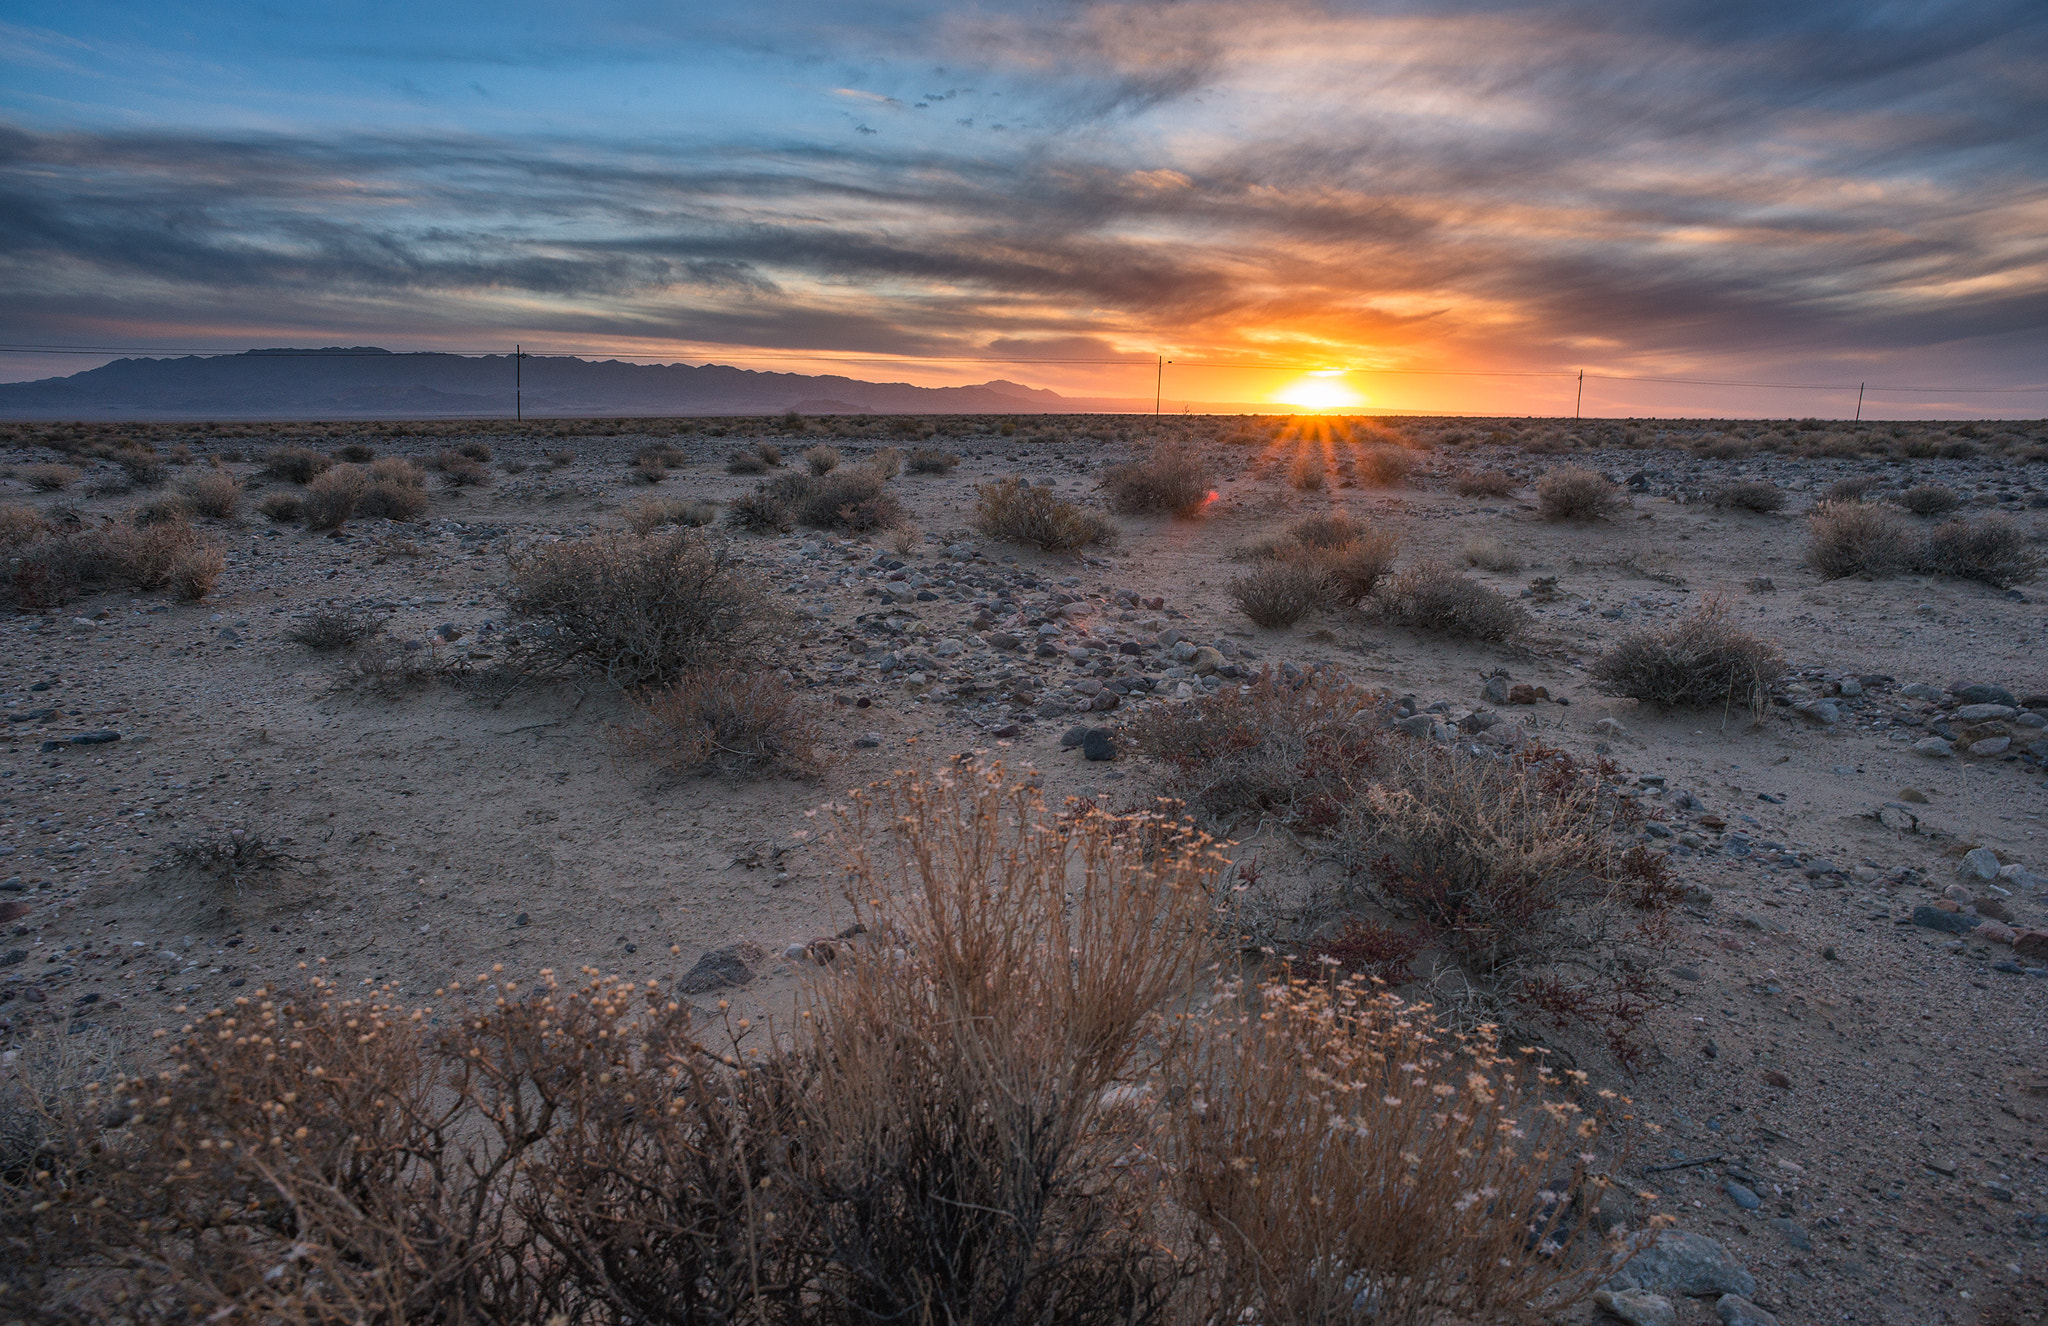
<box><xmin>3</xmin><ymin>422</ymin><xmax>2046</xmax><ymax>1324</ymax></box>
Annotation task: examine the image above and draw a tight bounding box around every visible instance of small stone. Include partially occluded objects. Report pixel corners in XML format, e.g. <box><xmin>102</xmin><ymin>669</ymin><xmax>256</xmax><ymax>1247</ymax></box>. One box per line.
<box><xmin>1592</xmin><ymin>1288</ymin><xmax>1676</xmax><ymax>1326</ymax></box>
<box><xmin>1716</xmin><ymin>1295</ymin><xmax>1778</xmax><ymax>1326</ymax></box>
<box><xmin>1969</xmin><ymin>736</ymin><xmax>2012</xmax><ymax>756</ymax></box>
<box><xmin>931</xmin><ymin>638</ymin><xmax>964</xmax><ymax>657</ymax></box>
<box><xmin>854</xmin><ymin>732</ymin><xmax>882</xmax><ymax>748</ymax></box>
<box><xmin>1794</xmin><ymin>699</ymin><xmax>1840</xmax><ymax>724</ymax></box>
<box><xmin>1724</xmin><ymin>1180</ymin><xmax>1761</xmax><ymax>1210</ymax></box>
<box><xmin>68</xmin><ymin>730</ymin><xmax>120</xmax><ymax>746</ymax></box>
<box><xmin>1507</xmin><ymin>683</ymin><xmax>1544</xmax><ymax>704</ymax></box>
<box><xmin>1963</xmin><ymin>846</ymin><xmax>2003</xmax><ymax>879</ymax></box>
<box><xmin>1060</xmin><ymin>725</ymin><xmax>1090</xmax><ymax>749</ymax></box>
<box><xmin>1838</xmin><ymin>678</ymin><xmax>1863</xmax><ymax>697</ymax></box>
<box><xmin>1761</xmin><ymin>1070</ymin><xmax>1791</xmax><ymax>1089</ymax></box>
<box><xmin>1912</xmin><ymin>736</ymin><xmax>1953</xmax><ymax>757</ymax></box>
<box><xmin>987</xmin><ymin>632</ymin><xmax>1022</xmax><ymax>651</ymax></box>
<box><xmin>1900</xmin><ymin>682</ymin><xmax>1945</xmax><ymax>700</ymax></box>
<box><xmin>1911</xmin><ymin>904</ymin><xmax>1980</xmax><ymax>934</ymax></box>
<box><xmin>1481</xmin><ymin>675</ymin><xmax>1510</xmax><ymax>704</ymax></box>
<box><xmin>1595</xmin><ymin>717</ymin><xmax>1629</xmax><ymax>737</ymax></box>
<box><xmin>1977</xmin><ymin>922</ymin><xmax>2018</xmax><ymax>946</ymax></box>
<box><xmin>1767</xmin><ymin>1217</ymin><xmax>1812</xmax><ymax>1251</ymax></box>
<box><xmin>1393</xmin><ymin>714</ymin><xmax>1434</xmax><ymax>739</ymax></box>
<box><xmin>514</xmin><ymin>912</ymin><xmax>530</xmax><ymax>927</ymax></box>
<box><xmin>1189</xmin><ymin>646</ymin><xmax>1225</xmax><ymax>675</ymax></box>
<box><xmin>1899</xmin><ymin>786</ymin><xmax>1929</xmax><ymax>803</ymax></box>
<box><xmin>1081</xmin><ymin>728</ymin><xmax>1117</xmax><ymax>762</ymax></box>
<box><xmin>1955</xmin><ymin>703</ymin><xmax>2017</xmax><ymax>721</ymax></box>
<box><xmin>1088</xmin><ymin>690</ymin><xmax>1121</xmax><ymax>712</ymax></box>
<box><xmin>2012</xmin><ymin>930</ymin><xmax>2048</xmax><ymax>961</ymax></box>
<box><xmin>677</xmin><ymin>941</ymin><xmax>765</xmax><ymax>995</ymax></box>
<box><xmin>1952</xmin><ymin>683</ymin><xmax>2017</xmax><ymax>706</ymax></box>
<box><xmin>1609</xmin><ymin>1230</ymin><xmax>1756</xmax><ymax>1299</ymax></box>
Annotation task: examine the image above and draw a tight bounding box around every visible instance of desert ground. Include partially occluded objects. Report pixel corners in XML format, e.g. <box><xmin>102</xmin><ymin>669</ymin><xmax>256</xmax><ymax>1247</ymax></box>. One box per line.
<box><xmin>3</xmin><ymin>413</ymin><xmax>2046</xmax><ymax>1324</ymax></box>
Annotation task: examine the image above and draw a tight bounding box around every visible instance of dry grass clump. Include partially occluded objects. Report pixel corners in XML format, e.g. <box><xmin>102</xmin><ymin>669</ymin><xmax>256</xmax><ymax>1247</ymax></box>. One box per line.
<box><xmin>1379</xmin><ymin>562</ymin><xmax>1527</xmax><ymax>640</ymax></box>
<box><xmin>181</xmin><ymin>467</ymin><xmax>241</xmax><ymax>519</ymax></box>
<box><xmin>356</xmin><ymin>459</ymin><xmax>430</xmax><ymax>521</ymax></box>
<box><xmin>1452</xmin><ymin>468</ymin><xmax>1517</xmax><ymax>498</ymax></box>
<box><xmin>1288</xmin><ymin>511</ymin><xmax>1361</xmax><ymax>547</ymax></box>
<box><xmin>453</xmin><ymin>440</ymin><xmax>492</xmax><ymax>462</ymax></box>
<box><xmin>1919</xmin><ymin>516</ymin><xmax>2039</xmax><ymax>587</ymax></box>
<box><xmin>301</xmin><ymin>464</ymin><xmax>368</xmax><ymax>530</ymax></box>
<box><xmin>1355</xmin><ymin>443</ymin><xmax>1416</xmax><ymax>487</ymax></box>
<box><xmin>256</xmin><ymin>490</ymin><xmax>304</xmax><ymax>523</ymax></box>
<box><xmin>287</xmin><ymin>607</ymin><xmax>385</xmax><ymax>651</ymax></box>
<box><xmin>869</xmin><ymin>446</ymin><xmax>904</xmax><ymax>478</ymax></box>
<box><xmin>133</xmin><ymin>492</ymin><xmax>191</xmax><ymax>526</ymax></box>
<box><xmin>161</xmin><ymin>822</ymin><xmax>282</xmax><ymax>892</ymax></box>
<box><xmin>1708</xmin><ymin>480</ymin><xmax>1786</xmax><ymax>513</ymax></box>
<box><xmin>1589</xmin><ymin>599</ymin><xmax>1786</xmax><ymax>714</ymax></box>
<box><xmin>725</xmin><ymin>484</ymin><xmax>794</xmax><ymax>533</ymax></box>
<box><xmin>1230</xmin><ymin>560</ymin><xmax>1329</xmax><ymax>628</ymax></box>
<box><xmin>1101</xmin><ymin>445</ymin><xmax>1213</xmax><ymax>516</ymax></box>
<box><xmin>1899</xmin><ymin>483</ymin><xmax>1961</xmax><ymax>516</ymax></box>
<box><xmin>1237</xmin><ymin>514</ymin><xmax>1400</xmax><ymax>611</ymax></box>
<box><xmin>261</xmin><ymin>445</ymin><xmax>332</xmax><ymax>484</ymax></box>
<box><xmin>725</xmin><ymin>448</ymin><xmax>771</xmax><ymax>475</ymax></box>
<box><xmin>1461</xmin><ymin>535</ymin><xmax>1522</xmax><ymax>573</ymax></box>
<box><xmin>754</xmin><ymin>441</ymin><xmax>783</xmax><ymax>467</ymax></box>
<box><xmin>1804</xmin><ymin>499</ymin><xmax>1916</xmax><ymax>578</ymax></box>
<box><xmin>1823</xmin><ymin>474</ymin><xmax>1883</xmax><ymax>503</ymax></box>
<box><xmin>623</xmin><ymin>495</ymin><xmax>718</xmax><ymax>534</ymax></box>
<box><xmin>1535</xmin><ymin>467</ymin><xmax>1624</xmax><ymax>521</ymax></box>
<box><xmin>19</xmin><ymin>463</ymin><xmax>78</xmax><ymax>492</ymax></box>
<box><xmin>0</xmin><ymin>505</ymin><xmax>49</xmax><ymax>546</ymax></box>
<box><xmin>617</xmin><ymin>667</ymin><xmax>821</xmax><ymax>779</ymax></box>
<box><xmin>545</xmin><ymin>448</ymin><xmax>577</xmax><ymax>468</ymax></box>
<box><xmin>505</xmin><ymin>530</ymin><xmax>782</xmax><ymax>686</ymax></box>
<box><xmin>905</xmin><ymin>446</ymin><xmax>958</xmax><ymax>474</ymax></box>
<box><xmin>971</xmin><ymin>477</ymin><xmax>1118</xmax><ymax>550</ymax></box>
<box><xmin>1173</xmin><ymin>974</ymin><xmax>1635</xmax><ymax>1326</ymax></box>
<box><xmin>432</xmin><ymin>451</ymin><xmax>491</xmax><ymax>487</ymax></box>
<box><xmin>1287</xmin><ymin>453</ymin><xmax>1327</xmax><ymax>491</ymax></box>
<box><xmin>730</xmin><ymin>466</ymin><xmax>904</xmax><ymax>534</ymax></box>
<box><xmin>335</xmin><ymin>442</ymin><xmax>377</xmax><ymax>462</ymax></box>
<box><xmin>802</xmin><ymin>444</ymin><xmax>841</xmax><ymax>475</ymax></box>
<box><xmin>1</xmin><ymin>518</ymin><xmax>225</xmax><ymax>608</ymax></box>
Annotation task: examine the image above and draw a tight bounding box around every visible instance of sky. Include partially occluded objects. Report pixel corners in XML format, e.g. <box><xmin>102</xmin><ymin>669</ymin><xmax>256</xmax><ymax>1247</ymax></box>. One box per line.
<box><xmin>2</xmin><ymin>0</ymin><xmax>2045</xmax><ymax>417</ymax></box>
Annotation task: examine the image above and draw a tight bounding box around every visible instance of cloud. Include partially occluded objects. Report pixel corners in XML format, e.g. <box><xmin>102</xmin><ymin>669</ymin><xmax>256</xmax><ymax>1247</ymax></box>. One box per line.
<box><xmin>0</xmin><ymin>0</ymin><xmax>2044</xmax><ymax>402</ymax></box>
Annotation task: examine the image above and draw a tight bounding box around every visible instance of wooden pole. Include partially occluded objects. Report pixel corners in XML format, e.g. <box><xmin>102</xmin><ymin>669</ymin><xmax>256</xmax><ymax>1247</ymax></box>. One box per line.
<box><xmin>515</xmin><ymin>345</ymin><xmax>523</xmax><ymax>422</ymax></box>
<box><xmin>1855</xmin><ymin>382</ymin><xmax>1864</xmax><ymax>422</ymax></box>
<box><xmin>1575</xmin><ymin>369</ymin><xmax>1583</xmax><ymax>420</ymax></box>
<box><xmin>1155</xmin><ymin>356</ymin><xmax>1164</xmax><ymax>417</ymax></box>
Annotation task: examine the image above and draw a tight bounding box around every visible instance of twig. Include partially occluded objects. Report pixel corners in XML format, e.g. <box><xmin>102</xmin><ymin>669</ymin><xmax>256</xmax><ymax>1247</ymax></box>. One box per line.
<box><xmin>1644</xmin><ymin>1153</ymin><xmax>1724</xmax><ymax>1174</ymax></box>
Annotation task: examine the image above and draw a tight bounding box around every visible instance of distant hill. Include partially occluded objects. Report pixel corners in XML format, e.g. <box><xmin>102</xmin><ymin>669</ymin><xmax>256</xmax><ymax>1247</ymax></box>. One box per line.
<box><xmin>0</xmin><ymin>348</ymin><xmax>1105</xmax><ymax>419</ymax></box>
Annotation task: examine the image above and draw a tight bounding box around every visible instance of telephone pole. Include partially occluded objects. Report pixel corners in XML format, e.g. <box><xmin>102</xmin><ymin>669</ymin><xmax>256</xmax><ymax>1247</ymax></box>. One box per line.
<box><xmin>1855</xmin><ymin>382</ymin><xmax>1865</xmax><ymax>422</ymax></box>
<box><xmin>1154</xmin><ymin>356</ymin><xmax>1165</xmax><ymax>417</ymax></box>
<box><xmin>1575</xmin><ymin>369</ymin><xmax>1584</xmax><ymax>420</ymax></box>
<box><xmin>515</xmin><ymin>345</ymin><xmax>523</xmax><ymax>422</ymax></box>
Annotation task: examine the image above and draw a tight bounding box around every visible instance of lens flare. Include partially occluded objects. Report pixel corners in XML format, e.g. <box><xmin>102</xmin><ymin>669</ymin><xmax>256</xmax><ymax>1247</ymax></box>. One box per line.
<box><xmin>1272</xmin><ymin>371</ymin><xmax>1365</xmax><ymax>410</ymax></box>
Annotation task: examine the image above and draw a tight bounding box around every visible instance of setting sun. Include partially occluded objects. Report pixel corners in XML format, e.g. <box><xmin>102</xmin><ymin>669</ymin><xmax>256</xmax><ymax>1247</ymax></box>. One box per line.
<box><xmin>1271</xmin><ymin>370</ymin><xmax>1366</xmax><ymax>411</ymax></box>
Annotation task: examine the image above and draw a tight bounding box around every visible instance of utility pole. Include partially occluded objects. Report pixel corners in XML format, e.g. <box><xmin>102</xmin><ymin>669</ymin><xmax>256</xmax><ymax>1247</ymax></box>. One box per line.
<box><xmin>1155</xmin><ymin>356</ymin><xmax>1165</xmax><ymax>417</ymax></box>
<box><xmin>515</xmin><ymin>345</ymin><xmax>523</xmax><ymax>423</ymax></box>
<box><xmin>1855</xmin><ymin>382</ymin><xmax>1864</xmax><ymax>422</ymax></box>
<box><xmin>1575</xmin><ymin>369</ymin><xmax>1584</xmax><ymax>421</ymax></box>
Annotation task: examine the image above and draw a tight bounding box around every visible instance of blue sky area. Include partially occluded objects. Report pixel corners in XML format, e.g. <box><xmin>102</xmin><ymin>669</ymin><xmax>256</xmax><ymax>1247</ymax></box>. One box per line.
<box><xmin>2</xmin><ymin>1</ymin><xmax>2045</xmax><ymax>415</ymax></box>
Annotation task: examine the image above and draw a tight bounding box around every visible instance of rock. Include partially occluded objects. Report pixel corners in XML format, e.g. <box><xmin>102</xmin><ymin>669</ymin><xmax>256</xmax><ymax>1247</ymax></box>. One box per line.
<box><xmin>1876</xmin><ymin>804</ymin><xmax>1922</xmax><ymax>833</ymax></box>
<box><xmin>677</xmin><ymin>941</ymin><xmax>765</xmax><ymax>995</ymax></box>
<box><xmin>1393</xmin><ymin>714</ymin><xmax>1434</xmax><ymax>739</ymax></box>
<box><xmin>1507</xmin><ymin>682</ymin><xmax>1545</xmax><ymax>704</ymax></box>
<box><xmin>1793</xmin><ymin>699</ymin><xmax>1840</xmax><ymax>724</ymax></box>
<box><xmin>1592</xmin><ymin>1288</ymin><xmax>1676</xmax><ymax>1326</ymax></box>
<box><xmin>1189</xmin><ymin>646</ymin><xmax>1225</xmax><ymax>675</ymax></box>
<box><xmin>987</xmin><ymin>632</ymin><xmax>1022</xmax><ymax>651</ymax></box>
<box><xmin>1838</xmin><ymin>678</ymin><xmax>1863</xmax><ymax>697</ymax></box>
<box><xmin>1963</xmin><ymin>846</ymin><xmax>2003</xmax><ymax>879</ymax></box>
<box><xmin>1610</xmin><ymin>1230</ymin><xmax>1756</xmax><ymax>1299</ymax></box>
<box><xmin>1912</xmin><ymin>736</ymin><xmax>1953</xmax><ymax>757</ymax></box>
<box><xmin>1952</xmin><ymin>683</ymin><xmax>2017</xmax><ymax>706</ymax></box>
<box><xmin>68</xmin><ymin>730</ymin><xmax>120</xmax><ymax>745</ymax></box>
<box><xmin>1955</xmin><ymin>703</ymin><xmax>2018</xmax><ymax>721</ymax></box>
<box><xmin>1060</xmin><ymin>725</ymin><xmax>1090</xmax><ymax>748</ymax></box>
<box><xmin>1724</xmin><ymin>1181</ymin><xmax>1761</xmax><ymax>1210</ymax></box>
<box><xmin>853</xmin><ymin>732</ymin><xmax>882</xmax><ymax>748</ymax></box>
<box><xmin>1911</xmin><ymin>904</ymin><xmax>1980</xmax><ymax>934</ymax></box>
<box><xmin>932</xmin><ymin>638</ymin><xmax>964</xmax><ymax>657</ymax></box>
<box><xmin>2013</xmin><ymin>930</ymin><xmax>2048</xmax><ymax>961</ymax></box>
<box><xmin>1900</xmin><ymin>786</ymin><xmax>1929</xmax><ymax>803</ymax></box>
<box><xmin>1767</xmin><ymin>1218</ymin><xmax>1812</xmax><ymax>1251</ymax></box>
<box><xmin>1977</xmin><ymin>922</ymin><xmax>2018</xmax><ymax>946</ymax></box>
<box><xmin>1481</xmin><ymin>675</ymin><xmax>1510</xmax><ymax>704</ymax></box>
<box><xmin>1969</xmin><ymin>736</ymin><xmax>2012</xmax><ymax>756</ymax></box>
<box><xmin>1975</xmin><ymin>895</ymin><xmax>2015</xmax><ymax>922</ymax></box>
<box><xmin>1088</xmin><ymin>691</ymin><xmax>1121</xmax><ymax>712</ymax></box>
<box><xmin>1081</xmin><ymin>728</ymin><xmax>1117</xmax><ymax>762</ymax></box>
<box><xmin>1595</xmin><ymin>717</ymin><xmax>1630</xmax><ymax>737</ymax></box>
<box><xmin>1900</xmin><ymin>682</ymin><xmax>1944</xmax><ymax>700</ymax></box>
<box><xmin>1716</xmin><ymin>1296</ymin><xmax>1778</xmax><ymax>1326</ymax></box>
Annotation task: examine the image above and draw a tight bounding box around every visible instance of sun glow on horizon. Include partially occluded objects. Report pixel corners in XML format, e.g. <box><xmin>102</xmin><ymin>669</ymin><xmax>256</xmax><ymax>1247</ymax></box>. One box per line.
<box><xmin>1271</xmin><ymin>370</ymin><xmax>1366</xmax><ymax>410</ymax></box>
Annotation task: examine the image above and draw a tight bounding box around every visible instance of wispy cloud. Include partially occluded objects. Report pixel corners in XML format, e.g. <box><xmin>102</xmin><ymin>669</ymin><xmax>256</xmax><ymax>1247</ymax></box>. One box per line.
<box><xmin>0</xmin><ymin>1</ymin><xmax>2043</xmax><ymax>407</ymax></box>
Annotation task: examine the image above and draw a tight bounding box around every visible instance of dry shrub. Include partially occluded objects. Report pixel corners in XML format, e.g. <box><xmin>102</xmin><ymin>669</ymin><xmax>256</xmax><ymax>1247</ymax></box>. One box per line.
<box><xmin>1230</xmin><ymin>560</ymin><xmax>1328</xmax><ymax>628</ymax></box>
<box><xmin>1453</xmin><ymin>469</ymin><xmax>1517</xmax><ymax>498</ymax></box>
<box><xmin>435</xmin><ymin>453</ymin><xmax>491</xmax><ymax>487</ymax></box>
<box><xmin>0</xmin><ymin>505</ymin><xmax>48</xmax><ymax>547</ymax></box>
<box><xmin>1708</xmin><ymin>480</ymin><xmax>1785</xmax><ymax>513</ymax></box>
<box><xmin>1299</xmin><ymin>533</ymin><xmax>1400</xmax><ymax>605</ymax></box>
<box><xmin>726</xmin><ymin>485</ymin><xmax>795</xmax><ymax>533</ymax></box>
<box><xmin>182</xmin><ymin>467</ymin><xmax>241</xmax><ymax>519</ymax></box>
<box><xmin>1379</xmin><ymin>562</ymin><xmax>1527</xmax><ymax>640</ymax></box>
<box><xmin>1589</xmin><ymin>598</ymin><xmax>1786</xmax><ymax>713</ymax></box>
<box><xmin>619</xmin><ymin>668</ymin><xmax>820</xmax><ymax>779</ymax></box>
<box><xmin>726</xmin><ymin>449</ymin><xmax>771</xmax><ymax>475</ymax></box>
<box><xmin>1287</xmin><ymin>453</ymin><xmax>1326</xmax><ymax>491</ymax></box>
<box><xmin>2</xmin><ymin>520</ymin><xmax>225</xmax><ymax>608</ymax></box>
<box><xmin>1101</xmin><ymin>446</ymin><xmax>1212</xmax><ymax>516</ymax></box>
<box><xmin>1823</xmin><ymin>474</ymin><xmax>1882</xmax><ymax>502</ymax></box>
<box><xmin>1899</xmin><ymin>483</ymin><xmax>1962</xmax><ymax>516</ymax></box>
<box><xmin>504</xmin><ymin>530</ymin><xmax>782</xmax><ymax>686</ymax></box>
<box><xmin>172</xmin><ymin>543</ymin><xmax>225</xmax><ymax>600</ymax></box>
<box><xmin>802</xmin><ymin>444</ymin><xmax>841</xmax><ymax>475</ymax></box>
<box><xmin>811</xmin><ymin>766</ymin><xmax>1215</xmax><ymax>1324</ymax></box>
<box><xmin>256</xmin><ymin>490</ymin><xmax>304</xmax><ymax>523</ymax></box>
<box><xmin>785</xmin><ymin>465</ymin><xmax>903</xmax><ymax>532</ymax></box>
<box><xmin>546</xmin><ymin>449</ymin><xmax>577</xmax><ymax>468</ymax></box>
<box><xmin>971</xmin><ymin>477</ymin><xmax>1117</xmax><ymax>550</ymax></box>
<box><xmin>454</xmin><ymin>440</ymin><xmax>492</xmax><ymax>462</ymax></box>
<box><xmin>623</xmin><ymin>495</ymin><xmax>718</xmax><ymax>534</ymax></box>
<box><xmin>1236</xmin><ymin>515</ymin><xmax>1398</xmax><ymax>611</ymax></box>
<box><xmin>358</xmin><ymin>464</ymin><xmax>430</xmax><ymax>521</ymax></box>
<box><xmin>133</xmin><ymin>492</ymin><xmax>191</xmax><ymax>526</ymax></box>
<box><xmin>754</xmin><ymin>441</ymin><xmax>783</xmax><ymax>467</ymax></box>
<box><xmin>1919</xmin><ymin>516</ymin><xmax>2039</xmax><ymax>587</ymax></box>
<box><xmin>335</xmin><ymin>442</ymin><xmax>377</xmax><ymax>462</ymax></box>
<box><xmin>629</xmin><ymin>457</ymin><xmax>669</xmax><ymax>484</ymax></box>
<box><xmin>288</xmin><ymin>607</ymin><xmax>385</xmax><ymax>651</ymax></box>
<box><xmin>1288</xmin><ymin>512</ymin><xmax>1360</xmax><ymax>547</ymax></box>
<box><xmin>1462</xmin><ymin>535</ymin><xmax>1522</xmax><ymax>573</ymax></box>
<box><xmin>302</xmin><ymin>464</ymin><xmax>368</xmax><ymax>530</ymax></box>
<box><xmin>1535</xmin><ymin>467</ymin><xmax>1624</xmax><ymax>521</ymax></box>
<box><xmin>1299</xmin><ymin>918</ymin><xmax>1425</xmax><ymax>984</ymax></box>
<box><xmin>1355</xmin><ymin>443</ymin><xmax>1415</xmax><ymax>487</ymax></box>
<box><xmin>905</xmin><ymin>447</ymin><xmax>957</xmax><ymax>474</ymax></box>
<box><xmin>262</xmin><ymin>446</ymin><xmax>332</xmax><ymax>484</ymax></box>
<box><xmin>1172</xmin><ymin>974</ymin><xmax>1634</xmax><ymax>1326</ymax></box>
<box><xmin>19</xmin><ymin>464</ymin><xmax>77</xmax><ymax>492</ymax></box>
<box><xmin>870</xmin><ymin>446</ymin><xmax>904</xmax><ymax>479</ymax></box>
<box><xmin>1805</xmin><ymin>499</ymin><xmax>1915</xmax><ymax>578</ymax></box>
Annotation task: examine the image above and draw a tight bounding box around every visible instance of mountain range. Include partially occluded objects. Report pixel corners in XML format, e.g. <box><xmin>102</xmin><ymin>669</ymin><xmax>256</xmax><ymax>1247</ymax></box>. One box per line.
<box><xmin>0</xmin><ymin>348</ymin><xmax>1157</xmax><ymax>419</ymax></box>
